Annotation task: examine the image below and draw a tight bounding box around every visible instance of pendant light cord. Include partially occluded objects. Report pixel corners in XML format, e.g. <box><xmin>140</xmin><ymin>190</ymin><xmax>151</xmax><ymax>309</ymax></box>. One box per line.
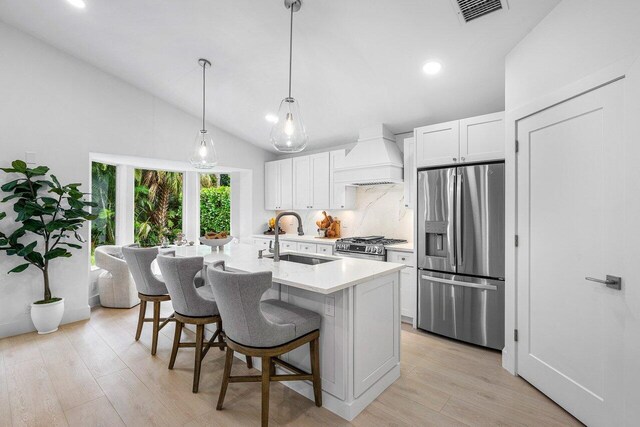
<box><xmin>288</xmin><ymin>2</ymin><xmax>294</xmax><ymax>99</ymax></box>
<box><xmin>202</xmin><ymin>62</ymin><xmax>206</xmax><ymax>132</ymax></box>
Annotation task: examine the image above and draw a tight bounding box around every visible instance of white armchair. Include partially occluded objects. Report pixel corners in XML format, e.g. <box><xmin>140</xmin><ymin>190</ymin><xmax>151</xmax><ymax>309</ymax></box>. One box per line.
<box><xmin>94</xmin><ymin>245</ymin><xmax>139</xmax><ymax>308</ymax></box>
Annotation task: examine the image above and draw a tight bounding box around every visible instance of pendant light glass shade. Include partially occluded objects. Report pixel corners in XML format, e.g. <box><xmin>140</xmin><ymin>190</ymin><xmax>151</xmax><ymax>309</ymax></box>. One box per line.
<box><xmin>270</xmin><ymin>97</ymin><xmax>308</xmax><ymax>152</ymax></box>
<box><xmin>189</xmin><ymin>58</ymin><xmax>218</xmax><ymax>169</ymax></box>
<box><xmin>190</xmin><ymin>129</ymin><xmax>218</xmax><ymax>169</ymax></box>
<box><xmin>271</xmin><ymin>0</ymin><xmax>308</xmax><ymax>153</ymax></box>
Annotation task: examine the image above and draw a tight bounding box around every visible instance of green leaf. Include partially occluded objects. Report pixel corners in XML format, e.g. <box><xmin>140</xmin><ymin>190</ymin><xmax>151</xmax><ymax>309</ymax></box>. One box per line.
<box><xmin>59</xmin><ymin>242</ymin><xmax>82</xmax><ymax>249</ymax></box>
<box><xmin>45</xmin><ymin>248</ymin><xmax>70</xmax><ymax>260</ymax></box>
<box><xmin>8</xmin><ymin>263</ymin><xmax>30</xmax><ymax>274</ymax></box>
<box><xmin>0</xmin><ymin>212</ymin><xmax>5</xmax><ymax>220</ymax></box>
<box><xmin>25</xmin><ymin>251</ymin><xmax>44</xmax><ymax>267</ymax></box>
<box><xmin>67</xmin><ymin>198</ymin><xmax>84</xmax><ymax>209</ymax></box>
<box><xmin>22</xmin><ymin>219</ymin><xmax>46</xmax><ymax>234</ymax></box>
<box><xmin>29</xmin><ymin>166</ymin><xmax>49</xmax><ymax>176</ymax></box>
<box><xmin>50</xmin><ymin>174</ymin><xmax>61</xmax><ymax>188</ymax></box>
<box><xmin>17</xmin><ymin>241</ymin><xmax>37</xmax><ymax>257</ymax></box>
<box><xmin>1</xmin><ymin>194</ymin><xmax>24</xmax><ymax>203</ymax></box>
<box><xmin>1</xmin><ymin>179</ymin><xmax>22</xmax><ymax>192</ymax></box>
<box><xmin>11</xmin><ymin>160</ymin><xmax>27</xmax><ymax>173</ymax></box>
<box><xmin>40</xmin><ymin>197</ymin><xmax>59</xmax><ymax>205</ymax></box>
<box><xmin>45</xmin><ymin>220</ymin><xmax>69</xmax><ymax>232</ymax></box>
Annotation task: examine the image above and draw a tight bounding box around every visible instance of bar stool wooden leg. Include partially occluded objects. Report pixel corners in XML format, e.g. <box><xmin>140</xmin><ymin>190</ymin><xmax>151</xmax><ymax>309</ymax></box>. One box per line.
<box><xmin>193</xmin><ymin>324</ymin><xmax>204</xmax><ymax>393</ymax></box>
<box><xmin>151</xmin><ymin>301</ymin><xmax>161</xmax><ymax>355</ymax></box>
<box><xmin>217</xmin><ymin>348</ymin><xmax>234</xmax><ymax>410</ymax></box>
<box><xmin>261</xmin><ymin>356</ymin><xmax>271</xmax><ymax>427</ymax></box>
<box><xmin>135</xmin><ymin>300</ymin><xmax>147</xmax><ymax>341</ymax></box>
<box><xmin>217</xmin><ymin>320</ymin><xmax>224</xmax><ymax>351</ymax></box>
<box><xmin>169</xmin><ymin>321</ymin><xmax>183</xmax><ymax>369</ymax></box>
<box><xmin>310</xmin><ymin>336</ymin><xmax>322</xmax><ymax>407</ymax></box>
<box><xmin>247</xmin><ymin>356</ymin><xmax>253</xmax><ymax>369</ymax></box>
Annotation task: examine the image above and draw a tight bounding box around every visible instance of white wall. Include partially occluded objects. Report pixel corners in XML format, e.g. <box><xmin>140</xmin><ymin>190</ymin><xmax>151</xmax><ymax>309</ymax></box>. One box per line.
<box><xmin>506</xmin><ymin>0</ymin><xmax>640</xmax><ymax>110</ymax></box>
<box><xmin>504</xmin><ymin>0</ymin><xmax>640</xmax><ymax>423</ymax></box>
<box><xmin>0</xmin><ymin>22</ymin><xmax>275</xmax><ymax>338</ymax></box>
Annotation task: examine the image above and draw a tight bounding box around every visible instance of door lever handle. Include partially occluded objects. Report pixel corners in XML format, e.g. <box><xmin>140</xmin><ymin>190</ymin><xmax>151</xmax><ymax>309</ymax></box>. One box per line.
<box><xmin>585</xmin><ymin>275</ymin><xmax>622</xmax><ymax>290</ymax></box>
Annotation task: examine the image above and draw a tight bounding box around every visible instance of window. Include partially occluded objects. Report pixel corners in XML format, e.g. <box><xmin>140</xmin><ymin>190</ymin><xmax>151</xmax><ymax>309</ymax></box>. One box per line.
<box><xmin>200</xmin><ymin>173</ymin><xmax>230</xmax><ymax>236</ymax></box>
<box><xmin>91</xmin><ymin>162</ymin><xmax>116</xmax><ymax>262</ymax></box>
<box><xmin>134</xmin><ymin>169</ymin><xmax>183</xmax><ymax>246</ymax></box>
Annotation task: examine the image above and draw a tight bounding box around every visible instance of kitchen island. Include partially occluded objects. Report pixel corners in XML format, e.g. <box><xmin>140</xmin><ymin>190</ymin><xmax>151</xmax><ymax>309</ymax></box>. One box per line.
<box><xmin>175</xmin><ymin>242</ymin><xmax>404</xmax><ymax>421</ymax></box>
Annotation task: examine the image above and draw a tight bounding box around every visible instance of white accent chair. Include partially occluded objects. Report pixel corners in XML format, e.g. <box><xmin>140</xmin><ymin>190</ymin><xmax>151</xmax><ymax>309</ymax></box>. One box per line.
<box><xmin>94</xmin><ymin>245</ymin><xmax>139</xmax><ymax>308</ymax></box>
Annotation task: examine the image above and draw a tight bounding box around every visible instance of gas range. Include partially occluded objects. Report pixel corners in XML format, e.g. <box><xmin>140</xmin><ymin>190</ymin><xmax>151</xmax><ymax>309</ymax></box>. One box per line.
<box><xmin>334</xmin><ymin>236</ymin><xmax>408</xmax><ymax>261</ymax></box>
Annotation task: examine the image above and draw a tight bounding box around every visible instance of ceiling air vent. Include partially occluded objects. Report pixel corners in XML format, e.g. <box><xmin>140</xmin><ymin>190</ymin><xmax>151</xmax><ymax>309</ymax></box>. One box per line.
<box><xmin>453</xmin><ymin>0</ymin><xmax>507</xmax><ymax>23</ymax></box>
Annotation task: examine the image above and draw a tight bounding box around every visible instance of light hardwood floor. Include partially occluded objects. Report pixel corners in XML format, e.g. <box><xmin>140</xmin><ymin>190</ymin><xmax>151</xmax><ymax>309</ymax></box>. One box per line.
<box><xmin>0</xmin><ymin>305</ymin><xmax>582</xmax><ymax>427</ymax></box>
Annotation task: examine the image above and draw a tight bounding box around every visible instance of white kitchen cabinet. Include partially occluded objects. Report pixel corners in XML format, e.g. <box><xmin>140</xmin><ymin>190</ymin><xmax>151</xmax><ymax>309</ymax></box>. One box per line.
<box><xmin>330</xmin><ymin>150</ymin><xmax>356</xmax><ymax>210</ymax></box>
<box><xmin>403</xmin><ymin>137</ymin><xmax>415</xmax><ymax>209</ymax></box>
<box><xmin>387</xmin><ymin>250</ymin><xmax>415</xmax><ymax>323</ymax></box>
<box><xmin>415</xmin><ymin>112</ymin><xmax>504</xmax><ymax>168</ymax></box>
<box><xmin>316</xmin><ymin>243</ymin><xmax>333</xmax><ymax>255</ymax></box>
<box><xmin>415</xmin><ymin>120</ymin><xmax>460</xmax><ymax>167</ymax></box>
<box><xmin>280</xmin><ymin>240</ymin><xmax>297</xmax><ymax>251</ymax></box>
<box><xmin>293</xmin><ymin>156</ymin><xmax>310</xmax><ymax>209</ymax></box>
<box><xmin>459</xmin><ymin>111</ymin><xmax>505</xmax><ymax>163</ymax></box>
<box><xmin>264</xmin><ymin>158</ymin><xmax>293</xmax><ymax>210</ymax></box>
<box><xmin>253</xmin><ymin>237</ymin><xmax>271</xmax><ymax>250</ymax></box>
<box><xmin>293</xmin><ymin>152</ymin><xmax>330</xmax><ymax>209</ymax></box>
<box><xmin>297</xmin><ymin>242</ymin><xmax>318</xmax><ymax>254</ymax></box>
<box><xmin>310</xmin><ymin>153</ymin><xmax>330</xmax><ymax>209</ymax></box>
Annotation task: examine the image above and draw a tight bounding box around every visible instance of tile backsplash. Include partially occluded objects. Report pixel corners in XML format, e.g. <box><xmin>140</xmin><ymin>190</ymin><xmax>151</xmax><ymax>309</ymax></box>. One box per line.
<box><xmin>275</xmin><ymin>184</ymin><xmax>413</xmax><ymax>242</ymax></box>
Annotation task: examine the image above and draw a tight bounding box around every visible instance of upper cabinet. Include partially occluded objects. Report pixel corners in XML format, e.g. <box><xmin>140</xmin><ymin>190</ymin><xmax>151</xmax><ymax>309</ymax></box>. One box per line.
<box><xmin>264</xmin><ymin>158</ymin><xmax>293</xmax><ymax>210</ymax></box>
<box><xmin>415</xmin><ymin>120</ymin><xmax>460</xmax><ymax>167</ymax></box>
<box><xmin>293</xmin><ymin>152</ymin><xmax>330</xmax><ymax>210</ymax></box>
<box><xmin>459</xmin><ymin>112</ymin><xmax>505</xmax><ymax>163</ymax></box>
<box><xmin>330</xmin><ymin>150</ymin><xmax>356</xmax><ymax>210</ymax></box>
<box><xmin>415</xmin><ymin>112</ymin><xmax>504</xmax><ymax>168</ymax></box>
<box><xmin>403</xmin><ymin>137</ymin><xmax>415</xmax><ymax>209</ymax></box>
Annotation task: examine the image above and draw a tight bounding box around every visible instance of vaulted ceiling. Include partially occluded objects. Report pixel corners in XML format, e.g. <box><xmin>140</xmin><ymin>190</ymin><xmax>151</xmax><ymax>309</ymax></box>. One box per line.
<box><xmin>0</xmin><ymin>0</ymin><xmax>559</xmax><ymax>151</ymax></box>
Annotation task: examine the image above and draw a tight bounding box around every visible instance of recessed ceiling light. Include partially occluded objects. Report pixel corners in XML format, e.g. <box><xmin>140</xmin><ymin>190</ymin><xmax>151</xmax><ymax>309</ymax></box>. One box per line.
<box><xmin>66</xmin><ymin>0</ymin><xmax>86</xmax><ymax>9</ymax></box>
<box><xmin>422</xmin><ymin>61</ymin><xmax>442</xmax><ymax>75</ymax></box>
<box><xmin>265</xmin><ymin>114</ymin><xmax>279</xmax><ymax>124</ymax></box>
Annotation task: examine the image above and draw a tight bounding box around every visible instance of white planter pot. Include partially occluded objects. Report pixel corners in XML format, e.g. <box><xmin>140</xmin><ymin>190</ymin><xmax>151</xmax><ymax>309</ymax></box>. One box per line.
<box><xmin>30</xmin><ymin>298</ymin><xmax>65</xmax><ymax>334</ymax></box>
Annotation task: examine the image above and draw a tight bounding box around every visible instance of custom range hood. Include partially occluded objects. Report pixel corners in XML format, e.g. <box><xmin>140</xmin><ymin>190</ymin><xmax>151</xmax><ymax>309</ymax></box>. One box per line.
<box><xmin>333</xmin><ymin>124</ymin><xmax>404</xmax><ymax>185</ymax></box>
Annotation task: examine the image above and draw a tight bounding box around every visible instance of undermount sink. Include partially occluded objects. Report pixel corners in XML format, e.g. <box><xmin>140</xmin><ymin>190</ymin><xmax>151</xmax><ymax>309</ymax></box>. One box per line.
<box><xmin>266</xmin><ymin>253</ymin><xmax>337</xmax><ymax>265</ymax></box>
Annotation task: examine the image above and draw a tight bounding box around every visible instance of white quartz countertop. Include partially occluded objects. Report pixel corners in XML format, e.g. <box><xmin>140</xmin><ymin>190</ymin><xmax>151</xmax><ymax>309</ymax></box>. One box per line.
<box><xmin>252</xmin><ymin>234</ymin><xmax>339</xmax><ymax>244</ymax></box>
<box><xmin>384</xmin><ymin>242</ymin><xmax>415</xmax><ymax>252</ymax></box>
<box><xmin>175</xmin><ymin>243</ymin><xmax>404</xmax><ymax>295</ymax></box>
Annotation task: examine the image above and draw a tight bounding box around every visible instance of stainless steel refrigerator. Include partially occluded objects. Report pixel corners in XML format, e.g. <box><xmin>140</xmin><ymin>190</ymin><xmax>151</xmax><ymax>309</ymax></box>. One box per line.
<box><xmin>417</xmin><ymin>163</ymin><xmax>505</xmax><ymax>350</ymax></box>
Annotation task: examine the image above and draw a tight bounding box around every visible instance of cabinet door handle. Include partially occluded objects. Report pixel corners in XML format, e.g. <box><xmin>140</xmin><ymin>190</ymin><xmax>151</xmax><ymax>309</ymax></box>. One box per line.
<box><xmin>461</xmin><ymin>157</ymin><xmax>465</xmax><ymax>162</ymax></box>
<box><xmin>452</xmin><ymin>157</ymin><xmax>457</xmax><ymax>162</ymax></box>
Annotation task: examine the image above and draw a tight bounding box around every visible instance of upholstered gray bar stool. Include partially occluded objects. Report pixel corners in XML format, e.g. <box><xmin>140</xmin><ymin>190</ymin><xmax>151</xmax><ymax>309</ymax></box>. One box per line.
<box><xmin>122</xmin><ymin>244</ymin><xmax>175</xmax><ymax>355</ymax></box>
<box><xmin>207</xmin><ymin>261</ymin><xmax>322</xmax><ymax>427</ymax></box>
<box><xmin>156</xmin><ymin>254</ymin><xmax>230</xmax><ymax>392</ymax></box>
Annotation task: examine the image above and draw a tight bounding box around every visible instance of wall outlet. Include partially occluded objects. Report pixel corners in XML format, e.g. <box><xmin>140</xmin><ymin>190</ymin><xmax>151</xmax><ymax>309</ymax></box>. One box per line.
<box><xmin>324</xmin><ymin>296</ymin><xmax>335</xmax><ymax>317</ymax></box>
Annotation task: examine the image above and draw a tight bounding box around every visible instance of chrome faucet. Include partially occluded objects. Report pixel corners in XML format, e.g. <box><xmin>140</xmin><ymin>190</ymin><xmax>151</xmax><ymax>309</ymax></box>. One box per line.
<box><xmin>273</xmin><ymin>211</ymin><xmax>304</xmax><ymax>262</ymax></box>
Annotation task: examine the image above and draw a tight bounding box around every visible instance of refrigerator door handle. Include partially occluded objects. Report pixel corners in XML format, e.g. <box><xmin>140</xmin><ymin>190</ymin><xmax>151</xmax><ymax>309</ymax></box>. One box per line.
<box><xmin>421</xmin><ymin>275</ymin><xmax>498</xmax><ymax>291</ymax></box>
<box><xmin>448</xmin><ymin>170</ymin><xmax>456</xmax><ymax>269</ymax></box>
<box><xmin>456</xmin><ymin>171</ymin><xmax>463</xmax><ymax>267</ymax></box>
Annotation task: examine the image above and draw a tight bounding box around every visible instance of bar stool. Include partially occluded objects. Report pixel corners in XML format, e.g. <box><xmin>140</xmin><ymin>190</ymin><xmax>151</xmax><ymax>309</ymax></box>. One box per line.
<box><xmin>156</xmin><ymin>254</ymin><xmax>229</xmax><ymax>392</ymax></box>
<box><xmin>121</xmin><ymin>244</ymin><xmax>175</xmax><ymax>355</ymax></box>
<box><xmin>207</xmin><ymin>261</ymin><xmax>322</xmax><ymax>427</ymax></box>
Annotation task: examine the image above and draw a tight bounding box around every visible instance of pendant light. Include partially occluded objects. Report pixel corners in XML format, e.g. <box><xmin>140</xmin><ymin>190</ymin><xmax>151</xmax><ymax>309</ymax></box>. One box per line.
<box><xmin>189</xmin><ymin>58</ymin><xmax>218</xmax><ymax>168</ymax></box>
<box><xmin>270</xmin><ymin>0</ymin><xmax>308</xmax><ymax>153</ymax></box>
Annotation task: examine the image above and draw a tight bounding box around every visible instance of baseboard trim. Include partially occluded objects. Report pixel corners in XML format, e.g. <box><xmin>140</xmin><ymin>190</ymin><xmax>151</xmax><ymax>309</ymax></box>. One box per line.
<box><xmin>0</xmin><ymin>304</ymin><xmax>91</xmax><ymax>339</ymax></box>
<box><xmin>88</xmin><ymin>294</ymin><xmax>101</xmax><ymax>308</ymax></box>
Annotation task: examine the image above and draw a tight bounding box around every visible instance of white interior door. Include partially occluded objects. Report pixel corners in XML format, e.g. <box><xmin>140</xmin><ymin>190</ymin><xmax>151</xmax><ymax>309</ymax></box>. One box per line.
<box><xmin>516</xmin><ymin>80</ymin><xmax>625</xmax><ymax>426</ymax></box>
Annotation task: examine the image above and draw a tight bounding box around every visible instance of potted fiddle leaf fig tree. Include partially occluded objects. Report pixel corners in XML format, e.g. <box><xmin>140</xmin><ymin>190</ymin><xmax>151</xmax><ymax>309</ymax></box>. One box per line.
<box><xmin>0</xmin><ymin>160</ymin><xmax>97</xmax><ymax>334</ymax></box>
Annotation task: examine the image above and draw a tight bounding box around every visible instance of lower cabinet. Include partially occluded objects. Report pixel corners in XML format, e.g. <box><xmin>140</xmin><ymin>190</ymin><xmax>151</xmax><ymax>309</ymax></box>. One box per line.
<box><xmin>251</xmin><ymin>237</ymin><xmax>334</xmax><ymax>256</ymax></box>
<box><xmin>387</xmin><ymin>250</ymin><xmax>416</xmax><ymax>323</ymax></box>
<box><xmin>297</xmin><ymin>242</ymin><xmax>317</xmax><ymax>253</ymax></box>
